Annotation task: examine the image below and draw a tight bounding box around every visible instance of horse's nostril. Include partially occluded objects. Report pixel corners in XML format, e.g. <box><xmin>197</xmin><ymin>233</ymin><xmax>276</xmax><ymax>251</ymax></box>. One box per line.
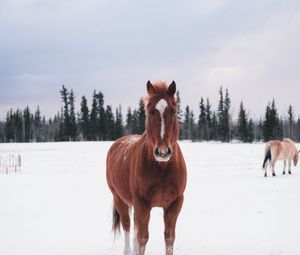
<box><xmin>167</xmin><ymin>147</ymin><xmax>172</xmax><ymax>156</ymax></box>
<box><xmin>155</xmin><ymin>148</ymin><xmax>160</xmax><ymax>156</ymax></box>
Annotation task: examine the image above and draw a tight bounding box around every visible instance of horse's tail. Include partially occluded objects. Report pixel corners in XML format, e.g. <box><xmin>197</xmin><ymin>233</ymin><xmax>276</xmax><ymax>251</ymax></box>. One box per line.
<box><xmin>112</xmin><ymin>206</ymin><xmax>121</xmax><ymax>237</ymax></box>
<box><xmin>263</xmin><ymin>143</ymin><xmax>272</xmax><ymax>168</ymax></box>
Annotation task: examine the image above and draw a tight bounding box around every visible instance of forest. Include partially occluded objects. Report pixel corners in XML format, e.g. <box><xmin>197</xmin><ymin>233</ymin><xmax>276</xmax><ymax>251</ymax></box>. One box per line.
<box><xmin>0</xmin><ymin>85</ymin><xmax>299</xmax><ymax>143</ymax></box>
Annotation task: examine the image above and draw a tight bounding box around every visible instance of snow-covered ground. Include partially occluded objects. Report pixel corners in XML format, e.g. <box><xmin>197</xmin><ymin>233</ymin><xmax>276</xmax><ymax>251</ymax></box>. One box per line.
<box><xmin>1</xmin><ymin>141</ymin><xmax>300</xmax><ymax>255</ymax></box>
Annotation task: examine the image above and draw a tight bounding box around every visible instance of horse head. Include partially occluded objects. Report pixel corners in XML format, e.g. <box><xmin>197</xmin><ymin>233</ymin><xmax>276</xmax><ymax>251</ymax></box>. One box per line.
<box><xmin>145</xmin><ymin>80</ymin><xmax>179</xmax><ymax>162</ymax></box>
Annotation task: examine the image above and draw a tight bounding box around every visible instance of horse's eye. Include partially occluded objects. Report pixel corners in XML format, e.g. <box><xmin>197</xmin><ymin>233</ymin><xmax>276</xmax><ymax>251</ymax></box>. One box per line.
<box><xmin>149</xmin><ymin>111</ymin><xmax>155</xmax><ymax>117</ymax></box>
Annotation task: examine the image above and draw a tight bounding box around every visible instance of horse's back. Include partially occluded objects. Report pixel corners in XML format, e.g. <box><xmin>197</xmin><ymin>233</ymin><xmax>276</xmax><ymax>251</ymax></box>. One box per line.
<box><xmin>282</xmin><ymin>138</ymin><xmax>297</xmax><ymax>154</ymax></box>
<box><xmin>268</xmin><ymin>138</ymin><xmax>297</xmax><ymax>160</ymax></box>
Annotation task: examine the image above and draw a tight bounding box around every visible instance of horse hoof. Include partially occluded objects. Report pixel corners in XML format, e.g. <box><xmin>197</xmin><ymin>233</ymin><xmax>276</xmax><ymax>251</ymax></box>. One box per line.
<box><xmin>272</xmin><ymin>173</ymin><xmax>276</xmax><ymax>177</ymax></box>
<box><xmin>283</xmin><ymin>172</ymin><xmax>285</xmax><ymax>175</ymax></box>
<box><xmin>289</xmin><ymin>171</ymin><xmax>292</xmax><ymax>175</ymax></box>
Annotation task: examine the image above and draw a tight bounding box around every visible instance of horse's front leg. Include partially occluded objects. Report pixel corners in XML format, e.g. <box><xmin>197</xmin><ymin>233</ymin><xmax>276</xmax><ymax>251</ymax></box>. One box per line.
<box><xmin>164</xmin><ymin>196</ymin><xmax>184</xmax><ymax>255</ymax></box>
<box><xmin>283</xmin><ymin>160</ymin><xmax>287</xmax><ymax>175</ymax></box>
<box><xmin>288</xmin><ymin>159</ymin><xmax>292</xmax><ymax>174</ymax></box>
<box><xmin>133</xmin><ymin>198</ymin><xmax>151</xmax><ymax>255</ymax></box>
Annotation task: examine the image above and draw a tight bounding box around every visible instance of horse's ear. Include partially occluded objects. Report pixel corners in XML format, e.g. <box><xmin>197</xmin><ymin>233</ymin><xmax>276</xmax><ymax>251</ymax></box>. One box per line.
<box><xmin>147</xmin><ymin>80</ymin><xmax>155</xmax><ymax>94</ymax></box>
<box><xmin>168</xmin><ymin>81</ymin><xmax>176</xmax><ymax>96</ymax></box>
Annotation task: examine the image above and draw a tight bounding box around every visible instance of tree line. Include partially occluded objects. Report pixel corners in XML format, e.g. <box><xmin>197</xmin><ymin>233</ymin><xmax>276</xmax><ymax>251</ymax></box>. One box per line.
<box><xmin>1</xmin><ymin>85</ymin><xmax>300</xmax><ymax>143</ymax></box>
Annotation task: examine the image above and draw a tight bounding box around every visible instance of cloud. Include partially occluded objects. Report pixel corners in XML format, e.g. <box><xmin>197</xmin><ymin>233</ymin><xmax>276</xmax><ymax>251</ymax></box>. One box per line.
<box><xmin>1</xmin><ymin>0</ymin><xmax>300</xmax><ymax>121</ymax></box>
<box><xmin>171</xmin><ymin>4</ymin><xmax>300</xmax><ymax>119</ymax></box>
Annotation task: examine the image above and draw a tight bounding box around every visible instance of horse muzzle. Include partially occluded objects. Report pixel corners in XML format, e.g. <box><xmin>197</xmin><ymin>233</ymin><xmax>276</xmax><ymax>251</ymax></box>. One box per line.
<box><xmin>154</xmin><ymin>146</ymin><xmax>173</xmax><ymax>162</ymax></box>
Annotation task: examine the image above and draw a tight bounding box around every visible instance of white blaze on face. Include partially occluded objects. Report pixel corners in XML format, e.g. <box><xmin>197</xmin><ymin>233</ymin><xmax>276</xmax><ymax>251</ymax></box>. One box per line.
<box><xmin>155</xmin><ymin>99</ymin><xmax>168</xmax><ymax>139</ymax></box>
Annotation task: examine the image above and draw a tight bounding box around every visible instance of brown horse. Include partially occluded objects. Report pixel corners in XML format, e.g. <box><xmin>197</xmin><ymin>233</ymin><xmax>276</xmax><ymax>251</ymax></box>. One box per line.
<box><xmin>262</xmin><ymin>138</ymin><xmax>299</xmax><ymax>177</ymax></box>
<box><xmin>106</xmin><ymin>81</ymin><xmax>187</xmax><ymax>255</ymax></box>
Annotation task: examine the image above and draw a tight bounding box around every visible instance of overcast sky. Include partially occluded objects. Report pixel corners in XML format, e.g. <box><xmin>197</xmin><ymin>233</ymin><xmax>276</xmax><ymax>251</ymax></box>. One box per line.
<box><xmin>1</xmin><ymin>0</ymin><xmax>300</xmax><ymax>120</ymax></box>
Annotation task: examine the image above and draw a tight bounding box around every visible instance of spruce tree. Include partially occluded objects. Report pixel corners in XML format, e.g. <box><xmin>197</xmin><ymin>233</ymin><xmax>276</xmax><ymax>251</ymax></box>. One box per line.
<box><xmin>237</xmin><ymin>102</ymin><xmax>248</xmax><ymax>142</ymax></box>
<box><xmin>205</xmin><ymin>98</ymin><xmax>212</xmax><ymax>140</ymax></box>
<box><xmin>137</xmin><ymin>99</ymin><xmax>146</xmax><ymax>134</ymax></box>
<box><xmin>98</xmin><ymin>92</ymin><xmax>106</xmax><ymax>140</ymax></box>
<box><xmin>190</xmin><ymin>110</ymin><xmax>197</xmax><ymax>141</ymax></box>
<box><xmin>125</xmin><ymin>107</ymin><xmax>133</xmax><ymax>135</ymax></box>
<box><xmin>198</xmin><ymin>97</ymin><xmax>206</xmax><ymax>140</ymax></box>
<box><xmin>23</xmin><ymin>106</ymin><xmax>33</xmax><ymax>142</ymax></box>
<box><xmin>59</xmin><ymin>85</ymin><xmax>71</xmax><ymax>141</ymax></box>
<box><xmin>217</xmin><ymin>87</ymin><xmax>231</xmax><ymax>142</ymax></box>
<box><xmin>288</xmin><ymin>105</ymin><xmax>294</xmax><ymax>139</ymax></box>
<box><xmin>184</xmin><ymin>106</ymin><xmax>191</xmax><ymax>140</ymax></box>
<box><xmin>34</xmin><ymin>106</ymin><xmax>42</xmax><ymax>142</ymax></box>
<box><xmin>79</xmin><ymin>96</ymin><xmax>90</xmax><ymax>140</ymax></box>
<box><xmin>211</xmin><ymin>111</ymin><xmax>218</xmax><ymax>141</ymax></box>
<box><xmin>90</xmin><ymin>90</ymin><xmax>98</xmax><ymax>140</ymax></box>
<box><xmin>176</xmin><ymin>91</ymin><xmax>184</xmax><ymax>140</ymax></box>
<box><xmin>247</xmin><ymin>119</ymin><xmax>255</xmax><ymax>143</ymax></box>
<box><xmin>131</xmin><ymin>109</ymin><xmax>139</xmax><ymax>134</ymax></box>
<box><xmin>69</xmin><ymin>89</ymin><xmax>77</xmax><ymax>140</ymax></box>
<box><xmin>114</xmin><ymin>105</ymin><xmax>123</xmax><ymax>139</ymax></box>
<box><xmin>263</xmin><ymin>100</ymin><xmax>282</xmax><ymax>141</ymax></box>
<box><xmin>105</xmin><ymin>105</ymin><xmax>115</xmax><ymax>140</ymax></box>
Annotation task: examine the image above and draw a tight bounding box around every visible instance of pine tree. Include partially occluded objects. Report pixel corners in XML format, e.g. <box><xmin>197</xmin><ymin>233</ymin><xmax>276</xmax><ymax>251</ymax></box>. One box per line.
<box><xmin>125</xmin><ymin>107</ymin><xmax>133</xmax><ymax>135</ymax></box>
<box><xmin>98</xmin><ymin>92</ymin><xmax>106</xmax><ymax>140</ymax></box>
<box><xmin>176</xmin><ymin>91</ymin><xmax>184</xmax><ymax>140</ymax></box>
<box><xmin>217</xmin><ymin>87</ymin><xmax>231</xmax><ymax>142</ymax></box>
<box><xmin>247</xmin><ymin>119</ymin><xmax>255</xmax><ymax>143</ymax></box>
<box><xmin>34</xmin><ymin>106</ymin><xmax>43</xmax><ymax>142</ymax></box>
<box><xmin>237</xmin><ymin>102</ymin><xmax>248</xmax><ymax>142</ymax></box>
<box><xmin>23</xmin><ymin>106</ymin><xmax>33</xmax><ymax>142</ymax></box>
<box><xmin>263</xmin><ymin>100</ymin><xmax>282</xmax><ymax>141</ymax></box>
<box><xmin>211</xmin><ymin>111</ymin><xmax>218</xmax><ymax>141</ymax></box>
<box><xmin>224</xmin><ymin>88</ymin><xmax>231</xmax><ymax>141</ymax></box>
<box><xmin>131</xmin><ymin>109</ymin><xmax>139</xmax><ymax>134</ymax></box>
<box><xmin>198</xmin><ymin>97</ymin><xmax>206</xmax><ymax>140</ymax></box>
<box><xmin>288</xmin><ymin>105</ymin><xmax>294</xmax><ymax>139</ymax></box>
<box><xmin>184</xmin><ymin>106</ymin><xmax>191</xmax><ymax>140</ymax></box>
<box><xmin>90</xmin><ymin>90</ymin><xmax>98</xmax><ymax>140</ymax></box>
<box><xmin>205</xmin><ymin>98</ymin><xmax>212</xmax><ymax>140</ymax></box>
<box><xmin>114</xmin><ymin>105</ymin><xmax>123</xmax><ymax>139</ymax></box>
<box><xmin>190</xmin><ymin>110</ymin><xmax>197</xmax><ymax>141</ymax></box>
<box><xmin>59</xmin><ymin>85</ymin><xmax>71</xmax><ymax>141</ymax></box>
<box><xmin>79</xmin><ymin>96</ymin><xmax>90</xmax><ymax>140</ymax></box>
<box><xmin>137</xmin><ymin>99</ymin><xmax>146</xmax><ymax>134</ymax></box>
<box><xmin>105</xmin><ymin>105</ymin><xmax>115</xmax><ymax>140</ymax></box>
<box><xmin>69</xmin><ymin>89</ymin><xmax>77</xmax><ymax>140</ymax></box>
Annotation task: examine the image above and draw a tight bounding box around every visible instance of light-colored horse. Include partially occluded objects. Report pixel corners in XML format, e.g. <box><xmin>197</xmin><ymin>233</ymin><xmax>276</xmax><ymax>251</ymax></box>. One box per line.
<box><xmin>262</xmin><ymin>138</ymin><xmax>299</xmax><ymax>177</ymax></box>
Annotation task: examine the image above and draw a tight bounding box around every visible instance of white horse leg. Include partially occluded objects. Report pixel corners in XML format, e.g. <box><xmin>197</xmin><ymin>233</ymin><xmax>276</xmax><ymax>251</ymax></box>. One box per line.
<box><xmin>124</xmin><ymin>231</ymin><xmax>131</xmax><ymax>255</ymax></box>
<box><xmin>264</xmin><ymin>161</ymin><xmax>268</xmax><ymax>177</ymax></box>
<box><xmin>271</xmin><ymin>159</ymin><xmax>276</xmax><ymax>177</ymax></box>
<box><xmin>283</xmin><ymin>160</ymin><xmax>286</xmax><ymax>175</ymax></box>
<box><xmin>288</xmin><ymin>159</ymin><xmax>292</xmax><ymax>174</ymax></box>
<box><xmin>133</xmin><ymin>225</ymin><xmax>139</xmax><ymax>255</ymax></box>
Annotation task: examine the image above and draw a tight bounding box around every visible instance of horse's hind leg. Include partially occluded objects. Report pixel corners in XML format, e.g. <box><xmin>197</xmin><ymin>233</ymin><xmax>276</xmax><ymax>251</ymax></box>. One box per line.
<box><xmin>283</xmin><ymin>160</ymin><xmax>287</xmax><ymax>175</ymax></box>
<box><xmin>288</xmin><ymin>159</ymin><xmax>292</xmax><ymax>174</ymax></box>
<box><xmin>114</xmin><ymin>196</ymin><xmax>131</xmax><ymax>255</ymax></box>
<box><xmin>271</xmin><ymin>158</ymin><xmax>277</xmax><ymax>177</ymax></box>
<box><xmin>264</xmin><ymin>161</ymin><xmax>268</xmax><ymax>177</ymax></box>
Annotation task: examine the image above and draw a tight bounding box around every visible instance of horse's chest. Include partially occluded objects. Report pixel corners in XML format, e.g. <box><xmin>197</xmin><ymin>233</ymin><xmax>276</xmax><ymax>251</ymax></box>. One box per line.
<box><xmin>143</xmin><ymin>181</ymin><xmax>178</xmax><ymax>208</ymax></box>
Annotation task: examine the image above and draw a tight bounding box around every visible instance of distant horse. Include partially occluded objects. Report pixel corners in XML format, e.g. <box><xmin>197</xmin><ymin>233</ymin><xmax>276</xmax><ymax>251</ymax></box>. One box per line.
<box><xmin>106</xmin><ymin>81</ymin><xmax>187</xmax><ymax>255</ymax></box>
<box><xmin>262</xmin><ymin>138</ymin><xmax>299</xmax><ymax>177</ymax></box>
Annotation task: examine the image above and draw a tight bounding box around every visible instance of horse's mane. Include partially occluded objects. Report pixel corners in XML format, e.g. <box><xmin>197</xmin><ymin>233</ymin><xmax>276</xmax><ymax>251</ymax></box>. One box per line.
<box><xmin>144</xmin><ymin>81</ymin><xmax>172</xmax><ymax>110</ymax></box>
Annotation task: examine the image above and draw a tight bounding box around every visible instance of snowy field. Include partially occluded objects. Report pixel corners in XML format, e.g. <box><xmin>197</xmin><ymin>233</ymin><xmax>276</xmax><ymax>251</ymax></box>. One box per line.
<box><xmin>1</xmin><ymin>141</ymin><xmax>300</xmax><ymax>255</ymax></box>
